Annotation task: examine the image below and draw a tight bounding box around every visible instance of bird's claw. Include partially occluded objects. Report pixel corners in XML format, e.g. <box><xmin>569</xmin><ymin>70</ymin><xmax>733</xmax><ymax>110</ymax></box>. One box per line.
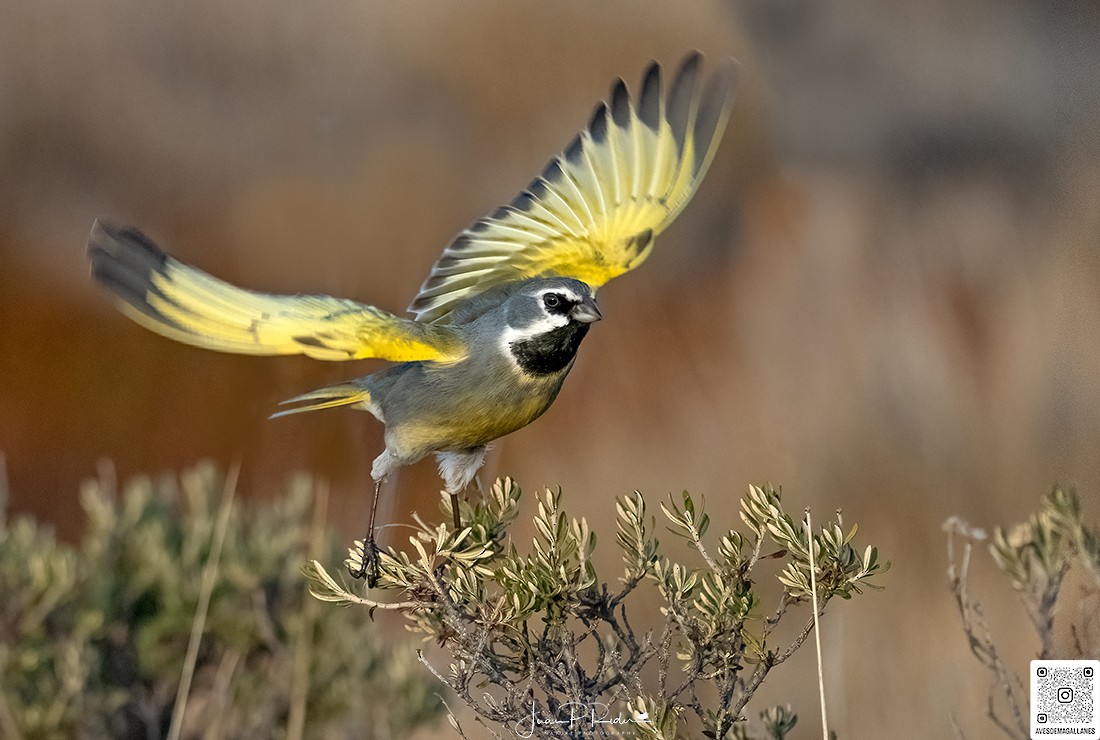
<box><xmin>348</xmin><ymin>538</ymin><xmax>382</xmax><ymax>587</ymax></box>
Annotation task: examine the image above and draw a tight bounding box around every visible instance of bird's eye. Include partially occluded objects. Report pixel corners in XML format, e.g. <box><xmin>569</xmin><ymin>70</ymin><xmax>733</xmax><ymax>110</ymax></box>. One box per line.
<box><xmin>543</xmin><ymin>293</ymin><xmax>563</xmax><ymax>310</ymax></box>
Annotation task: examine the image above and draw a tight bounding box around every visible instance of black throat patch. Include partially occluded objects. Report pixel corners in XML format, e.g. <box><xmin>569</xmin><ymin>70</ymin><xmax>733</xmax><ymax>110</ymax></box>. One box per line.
<box><xmin>509</xmin><ymin>322</ymin><xmax>590</xmax><ymax>376</ymax></box>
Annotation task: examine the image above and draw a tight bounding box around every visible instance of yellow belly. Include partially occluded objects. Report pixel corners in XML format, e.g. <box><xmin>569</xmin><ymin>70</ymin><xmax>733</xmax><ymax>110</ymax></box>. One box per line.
<box><xmin>382</xmin><ymin>372</ymin><xmax>565</xmax><ymax>462</ymax></box>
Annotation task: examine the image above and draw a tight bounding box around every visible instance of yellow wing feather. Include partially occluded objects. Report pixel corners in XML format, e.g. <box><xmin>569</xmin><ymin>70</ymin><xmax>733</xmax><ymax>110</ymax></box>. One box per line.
<box><xmin>409</xmin><ymin>52</ymin><xmax>739</xmax><ymax>323</ymax></box>
<box><xmin>88</xmin><ymin>219</ymin><xmax>466</xmax><ymax>363</ymax></box>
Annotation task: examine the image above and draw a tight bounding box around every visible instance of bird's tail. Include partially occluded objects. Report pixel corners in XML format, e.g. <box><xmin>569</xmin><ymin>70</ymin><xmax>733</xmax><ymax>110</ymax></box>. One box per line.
<box><xmin>270</xmin><ymin>384</ymin><xmax>372</xmax><ymax>419</ymax></box>
<box><xmin>87</xmin><ymin>218</ymin><xmax>463</xmax><ymax>363</ymax></box>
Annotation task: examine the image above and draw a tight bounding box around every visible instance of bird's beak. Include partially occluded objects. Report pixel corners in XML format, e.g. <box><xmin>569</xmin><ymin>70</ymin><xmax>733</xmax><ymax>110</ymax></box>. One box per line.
<box><xmin>572</xmin><ymin>297</ymin><xmax>602</xmax><ymax>324</ymax></box>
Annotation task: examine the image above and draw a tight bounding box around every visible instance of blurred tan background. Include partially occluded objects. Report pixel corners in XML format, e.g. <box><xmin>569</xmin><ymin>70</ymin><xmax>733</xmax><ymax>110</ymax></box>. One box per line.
<box><xmin>2</xmin><ymin>0</ymin><xmax>1100</xmax><ymax>737</ymax></box>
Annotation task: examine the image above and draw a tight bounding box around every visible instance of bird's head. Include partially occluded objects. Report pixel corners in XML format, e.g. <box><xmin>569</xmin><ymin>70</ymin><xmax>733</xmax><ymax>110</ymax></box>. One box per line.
<box><xmin>512</xmin><ymin>277</ymin><xmax>601</xmax><ymax>327</ymax></box>
<box><xmin>499</xmin><ymin>277</ymin><xmax>601</xmax><ymax>376</ymax></box>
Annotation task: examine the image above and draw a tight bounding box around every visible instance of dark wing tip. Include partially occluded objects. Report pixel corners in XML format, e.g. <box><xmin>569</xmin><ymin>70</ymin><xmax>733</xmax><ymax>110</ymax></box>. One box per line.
<box><xmin>609</xmin><ymin>78</ymin><xmax>631</xmax><ymax>127</ymax></box>
<box><xmin>638</xmin><ymin>60</ymin><xmax>662</xmax><ymax>130</ymax></box>
<box><xmin>588</xmin><ymin>101</ymin><xmax>610</xmax><ymax>144</ymax></box>
<box><xmin>673</xmin><ymin>51</ymin><xmax>703</xmax><ymax>81</ymax></box>
<box><xmin>87</xmin><ymin>218</ymin><xmax>179</xmax><ymax>324</ymax></box>
<box><xmin>691</xmin><ymin>56</ymin><xmax>741</xmax><ymax>175</ymax></box>
<box><xmin>666</xmin><ymin>53</ymin><xmax>704</xmax><ymax>154</ymax></box>
<box><xmin>564</xmin><ymin>133</ymin><xmax>585</xmax><ymax>165</ymax></box>
<box><xmin>88</xmin><ymin>217</ymin><xmax>169</xmax><ymax>272</ymax></box>
<box><xmin>448</xmin><ymin>233</ymin><xmax>475</xmax><ymax>252</ymax></box>
<box><xmin>540</xmin><ymin>157</ymin><xmax>565</xmax><ymax>183</ymax></box>
<box><xmin>701</xmin><ymin>55</ymin><xmax>741</xmax><ymax>107</ymax></box>
<box><xmin>511</xmin><ymin>189</ymin><xmax>538</xmax><ymax>213</ymax></box>
<box><xmin>680</xmin><ymin>49</ymin><xmax>704</xmax><ymax>69</ymax></box>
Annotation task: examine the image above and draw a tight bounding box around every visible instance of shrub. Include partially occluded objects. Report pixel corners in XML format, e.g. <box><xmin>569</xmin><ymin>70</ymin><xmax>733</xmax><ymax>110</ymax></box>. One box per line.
<box><xmin>307</xmin><ymin>479</ymin><xmax>888</xmax><ymax>739</ymax></box>
<box><xmin>946</xmin><ymin>486</ymin><xmax>1100</xmax><ymax>738</ymax></box>
<box><xmin>0</xmin><ymin>462</ymin><xmax>441</xmax><ymax>739</ymax></box>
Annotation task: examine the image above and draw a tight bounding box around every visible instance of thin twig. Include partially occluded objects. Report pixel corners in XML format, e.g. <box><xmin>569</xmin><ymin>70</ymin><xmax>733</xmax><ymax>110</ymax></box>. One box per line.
<box><xmin>316</xmin><ymin>592</ymin><xmax>435</xmax><ymax>610</ymax></box>
<box><xmin>731</xmin><ymin>653</ymin><xmax>774</xmax><ymax>718</ymax></box>
<box><xmin>202</xmin><ymin>648</ymin><xmax>241</xmax><ymax>740</ymax></box>
<box><xmin>439</xmin><ymin>694</ymin><xmax>473</xmax><ymax>740</ymax></box>
<box><xmin>987</xmin><ymin>692</ymin><xmax>1021</xmax><ymax>739</ymax></box>
<box><xmin>287</xmin><ymin>480</ymin><xmax>328</xmax><ymax>740</ymax></box>
<box><xmin>746</xmin><ymin>528</ymin><xmax>764</xmax><ymax>570</ymax></box>
<box><xmin>806</xmin><ymin>509</ymin><xmax>829</xmax><ymax>740</ymax></box>
<box><xmin>945</xmin><ymin>518</ymin><xmax>1028</xmax><ymax>738</ymax></box>
<box><xmin>610</xmin><ymin>571</ymin><xmax>646</xmax><ymax>608</ymax></box>
<box><xmin>417</xmin><ymin>649</ymin><xmax>454</xmax><ymax>690</ymax></box>
<box><xmin>167</xmin><ymin>462</ymin><xmax>239</xmax><ymax>740</ymax></box>
<box><xmin>671</xmin><ymin>652</ymin><xmax>705</xmax><ymax>702</ymax></box>
<box><xmin>762</xmin><ymin>592</ymin><xmax>791</xmax><ymax>644</ymax></box>
<box><xmin>693</xmin><ymin>534</ymin><xmax>721</xmax><ymax>573</ymax></box>
<box><xmin>775</xmin><ymin>616</ymin><xmax>818</xmax><ymax>665</ymax></box>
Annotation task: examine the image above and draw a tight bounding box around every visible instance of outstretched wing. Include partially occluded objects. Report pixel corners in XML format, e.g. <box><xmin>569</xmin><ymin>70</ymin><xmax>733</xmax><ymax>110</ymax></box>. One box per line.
<box><xmin>88</xmin><ymin>219</ymin><xmax>467</xmax><ymax>363</ymax></box>
<box><xmin>409</xmin><ymin>52</ymin><xmax>739</xmax><ymax>324</ymax></box>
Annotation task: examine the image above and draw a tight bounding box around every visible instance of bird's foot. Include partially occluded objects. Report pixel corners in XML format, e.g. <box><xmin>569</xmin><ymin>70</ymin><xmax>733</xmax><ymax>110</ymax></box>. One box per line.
<box><xmin>348</xmin><ymin>537</ymin><xmax>382</xmax><ymax>587</ymax></box>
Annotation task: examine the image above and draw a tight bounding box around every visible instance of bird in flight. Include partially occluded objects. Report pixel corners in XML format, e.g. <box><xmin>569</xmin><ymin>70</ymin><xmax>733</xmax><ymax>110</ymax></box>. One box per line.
<box><xmin>88</xmin><ymin>52</ymin><xmax>739</xmax><ymax>584</ymax></box>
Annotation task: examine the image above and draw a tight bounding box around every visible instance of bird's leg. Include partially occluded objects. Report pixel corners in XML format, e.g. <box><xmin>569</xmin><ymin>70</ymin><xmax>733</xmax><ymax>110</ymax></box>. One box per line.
<box><xmin>450</xmin><ymin>492</ymin><xmax>461</xmax><ymax>530</ymax></box>
<box><xmin>349</xmin><ymin>478</ymin><xmax>383</xmax><ymax>586</ymax></box>
<box><xmin>435</xmin><ymin>447</ymin><xmax>487</xmax><ymax>535</ymax></box>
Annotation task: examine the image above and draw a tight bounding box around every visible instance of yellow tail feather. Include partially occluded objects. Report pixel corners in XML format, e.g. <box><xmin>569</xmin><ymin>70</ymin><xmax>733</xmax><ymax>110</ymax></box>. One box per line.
<box><xmin>88</xmin><ymin>218</ymin><xmax>467</xmax><ymax>363</ymax></box>
<box><xmin>270</xmin><ymin>384</ymin><xmax>371</xmax><ymax>419</ymax></box>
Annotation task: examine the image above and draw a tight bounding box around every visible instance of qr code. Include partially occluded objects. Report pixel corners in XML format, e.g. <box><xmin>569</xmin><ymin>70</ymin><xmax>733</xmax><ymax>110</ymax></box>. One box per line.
<box><xmin>1032</xmin><ymin>660</ymin><xmax>1100</xmax><ymax>738</ymax></box>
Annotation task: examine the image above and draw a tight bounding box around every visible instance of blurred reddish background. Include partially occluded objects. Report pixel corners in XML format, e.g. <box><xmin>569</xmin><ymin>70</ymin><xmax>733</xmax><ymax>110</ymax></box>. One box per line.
<box><xmin>3</xmin><ymin>1</ymin><xmax>1100</xmax><ymax>736</ymax></box>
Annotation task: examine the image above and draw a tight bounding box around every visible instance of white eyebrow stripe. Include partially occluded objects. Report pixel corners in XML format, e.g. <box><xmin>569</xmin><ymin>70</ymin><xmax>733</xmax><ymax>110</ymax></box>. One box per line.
<box><xmin>536</xmin><ymin>286</ymin><xmax>584</xmax><ymax>303</ymax></box>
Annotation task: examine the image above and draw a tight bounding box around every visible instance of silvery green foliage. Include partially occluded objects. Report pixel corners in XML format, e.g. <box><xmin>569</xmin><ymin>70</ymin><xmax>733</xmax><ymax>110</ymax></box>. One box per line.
<box><xmin>730</xmin><ymin>705</ymin><xmax>799</xmax><ymax>740</ymax></box>
<box><xmin>947</xmin><ymin>485</ymin><xmax>1100</xmax><ymax>739</ymax></box>
<box><xmin>737</xmin><ymin>485</ymin><xmax>886</xmax><ymax>601</ymax></box>
<box><xmin>0</xmin><ymin>463</ymin><xmax>440</xmax><ymax>739</ymax></box>
<box><xmin>989</xmin><ymin>485</ymin><xmax>1100</xmax><ymax>600</ymax></box>
<box><xmin>308</xmin><ymin>479</ymin><xmax>888</xmax><ymax>739</ymax></box>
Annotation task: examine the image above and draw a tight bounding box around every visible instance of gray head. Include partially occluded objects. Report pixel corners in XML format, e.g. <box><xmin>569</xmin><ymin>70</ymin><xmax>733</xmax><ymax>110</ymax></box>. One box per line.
<box><xmin>499</xmin><ymin>277</ymin><xmax>601</xmax><ymax>376</ymax></box>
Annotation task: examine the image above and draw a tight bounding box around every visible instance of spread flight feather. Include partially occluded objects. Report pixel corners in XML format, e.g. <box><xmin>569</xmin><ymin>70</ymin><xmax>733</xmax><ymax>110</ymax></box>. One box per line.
<box><xmin>87</xmin><ymin>53</ymin><xmax>737</xmax><ymax>418</ymax></box>
<box><xmin>408</xmin><ymin>52</ymin><xmax>739</xmax><ymax>323</ymax></box>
